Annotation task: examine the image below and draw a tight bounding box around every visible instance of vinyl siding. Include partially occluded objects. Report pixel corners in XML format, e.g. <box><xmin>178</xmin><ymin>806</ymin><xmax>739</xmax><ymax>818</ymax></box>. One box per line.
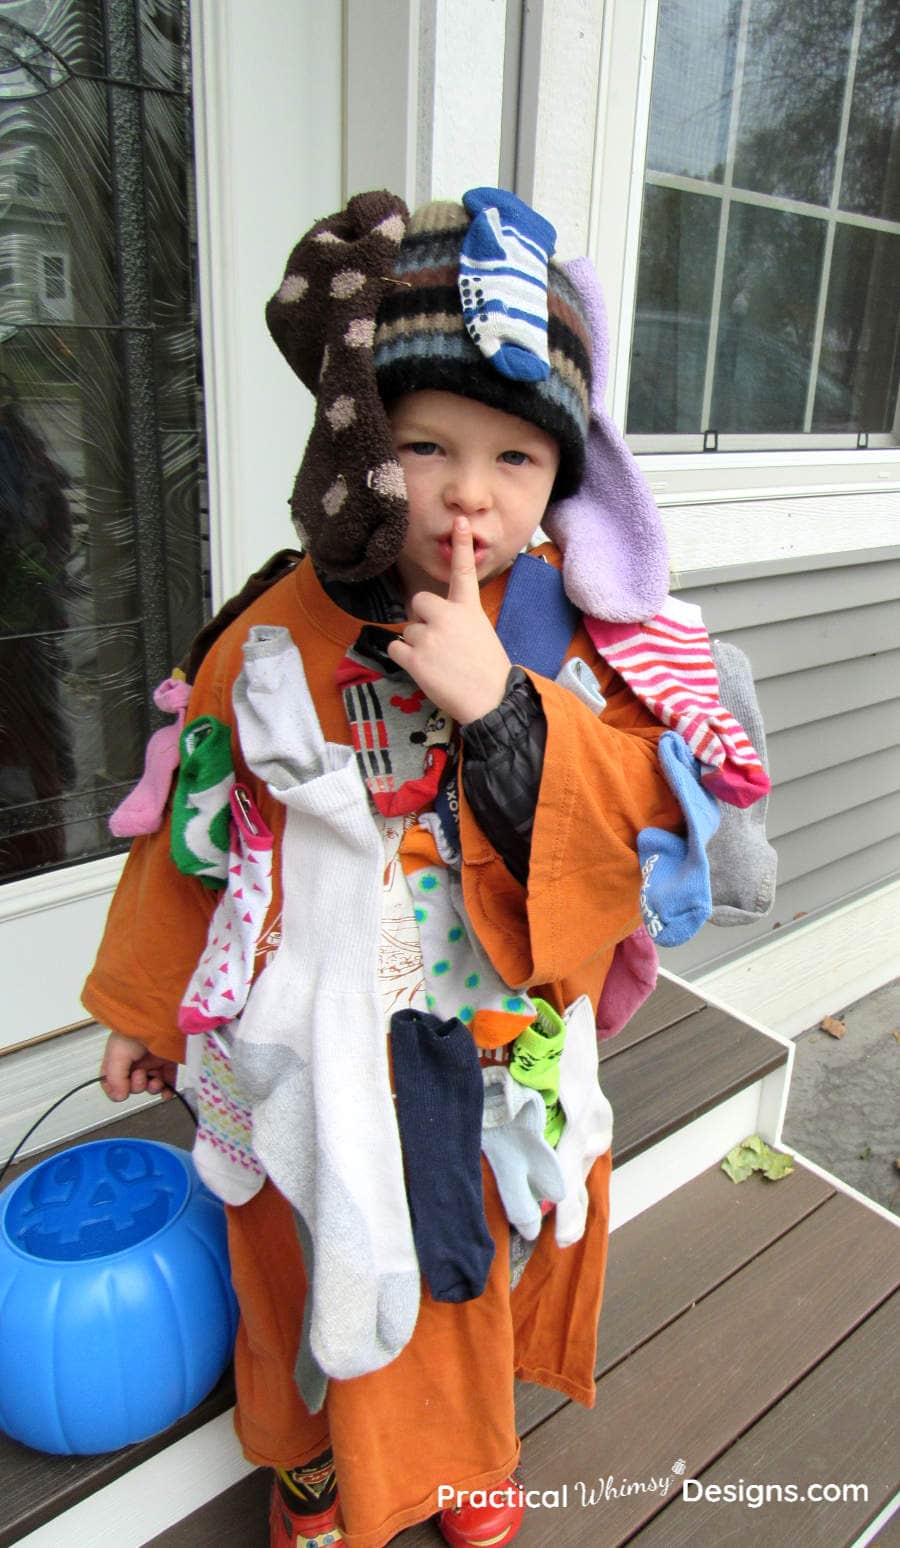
<box><xmin>659</xmin><ymin>554</ymin><xmax>900</xmax><ymax>978</ymax></box>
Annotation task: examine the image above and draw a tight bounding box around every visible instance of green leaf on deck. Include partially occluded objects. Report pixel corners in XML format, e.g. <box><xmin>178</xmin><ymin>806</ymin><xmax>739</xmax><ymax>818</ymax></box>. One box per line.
<box><xmin>721</xmin><ymin>1135</ymin><xmax>794</xmax><ymax>1184</ymax></box>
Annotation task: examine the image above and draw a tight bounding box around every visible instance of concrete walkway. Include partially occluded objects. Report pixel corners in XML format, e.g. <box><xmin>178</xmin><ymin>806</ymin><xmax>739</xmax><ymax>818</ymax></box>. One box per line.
<box><xmin>781</xmin><ymin>978</ymin><xmax>900</xmax><ymax>1215</ymax></box>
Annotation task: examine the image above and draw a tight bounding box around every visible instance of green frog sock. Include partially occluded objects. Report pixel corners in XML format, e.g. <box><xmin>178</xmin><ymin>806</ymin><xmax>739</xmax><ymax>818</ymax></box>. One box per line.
<box><xmin>170</xmin><ymin>715</ymin><xmax>234</xmax><ymax>884</ymax></box>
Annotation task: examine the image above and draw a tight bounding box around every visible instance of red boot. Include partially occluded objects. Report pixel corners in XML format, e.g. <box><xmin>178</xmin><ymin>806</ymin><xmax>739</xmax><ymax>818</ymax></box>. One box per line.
<box><xmin>269</xmin><ymin>1481</ymin><xmax>344</xmax><ymax>1548</ymax></box>
<box><xmin>438</xmin><ymin>1475</ymin><xmax>526</xmax><ymax>1548</ymax></box>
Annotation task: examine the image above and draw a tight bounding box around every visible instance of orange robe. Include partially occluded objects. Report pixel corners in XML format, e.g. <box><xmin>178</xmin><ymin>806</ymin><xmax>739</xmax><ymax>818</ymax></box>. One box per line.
<box><xmin>83</xmin><ymin>547</ymin><xmax>680</xmax><ymax>1548</ymax></box>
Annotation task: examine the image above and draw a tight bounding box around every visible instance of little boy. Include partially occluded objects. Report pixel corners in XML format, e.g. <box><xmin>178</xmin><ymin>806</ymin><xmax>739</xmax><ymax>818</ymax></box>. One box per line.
<box><xmin>87</xmin><ymin>188</ymin><xmax>681</xmax><ymax>1548</ymax></box>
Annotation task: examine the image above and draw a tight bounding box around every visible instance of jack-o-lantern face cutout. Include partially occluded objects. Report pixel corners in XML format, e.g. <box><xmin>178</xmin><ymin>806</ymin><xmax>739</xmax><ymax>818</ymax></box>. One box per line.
<box><xmin>8</xmin><ymin>1141</ymin><xmax>189</xmax><ymax>1262</ymax></box>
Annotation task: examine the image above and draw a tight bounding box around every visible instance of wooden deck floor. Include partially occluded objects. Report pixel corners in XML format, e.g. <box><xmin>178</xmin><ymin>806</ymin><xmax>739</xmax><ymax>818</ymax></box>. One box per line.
<box><xmin>144</xmin><ymin>1160</ymin><xmax>899</xmax><ymax>1548</ymax></box>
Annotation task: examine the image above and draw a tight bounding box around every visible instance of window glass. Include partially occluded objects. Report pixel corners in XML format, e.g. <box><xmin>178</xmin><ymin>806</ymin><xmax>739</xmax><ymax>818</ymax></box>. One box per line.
<box><xmin>627</xmin><ymin>0</ymin><xmax>900</xmax><ymax>443</ymax></box>
<box><xmin>732</xmin><ymin>0</ymin><xmax>856</xmax><ymax>207</ymax></box>
<box><xmin>0</xmin><ymin>0</ymin><xmax>209</xmax><ymax>883</ymax></box>
<box><xmin>712</xmin><ymin>204</ymin><xmax>826</xmax><ymax>432</ymax></box>
<box><xmin>644</xmin><ymin>0</ymin><xmax>739</xmax><ymax>184</ymax></box>
<box><xmin>40</xmin><ymin>253</ymin><xmax>66</xmax><ymax>299</ymax></box>
<box><xmin>840</xmin><ymin>4</ymin><xmax>900</xmax><ymax>221</ymax></box>
<box><xmin>815</xmin><ymin>225</ymin><xmax>900</xmax><ymax>431</ymax></box>
<box><xmin>628</xmin><ymin>187</ymin><xmax>720</xmax><ymax>432</ymax></box>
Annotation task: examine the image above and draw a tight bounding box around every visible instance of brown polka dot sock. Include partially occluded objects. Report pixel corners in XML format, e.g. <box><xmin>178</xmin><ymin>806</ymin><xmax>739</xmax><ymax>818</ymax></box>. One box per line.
<box><xmin>265</xmin><ymin>191</ymin><xmax>412</xmax><ymax>582</ymax></box>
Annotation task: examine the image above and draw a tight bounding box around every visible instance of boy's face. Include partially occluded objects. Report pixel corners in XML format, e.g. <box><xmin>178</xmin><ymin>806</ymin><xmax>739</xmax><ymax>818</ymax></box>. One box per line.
<box><xmin>388</xmin><ymin>390</ymin><xmax>560</xmax><ymax>602</ymax></box>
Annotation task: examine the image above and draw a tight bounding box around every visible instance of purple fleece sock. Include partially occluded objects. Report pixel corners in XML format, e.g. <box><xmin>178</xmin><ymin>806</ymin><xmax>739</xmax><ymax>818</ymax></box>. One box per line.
<box><xmin>543</xmin><ymin>256</ymin><xmax>670</xmax><ymax>622</ymax></box>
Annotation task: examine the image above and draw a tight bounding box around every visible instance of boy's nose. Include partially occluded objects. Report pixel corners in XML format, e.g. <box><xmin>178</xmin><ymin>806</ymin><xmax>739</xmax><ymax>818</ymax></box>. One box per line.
<box><xmin>444</xmin><ymin>464</ymin><xmax>490</xmax><ymax>514</ymax></box>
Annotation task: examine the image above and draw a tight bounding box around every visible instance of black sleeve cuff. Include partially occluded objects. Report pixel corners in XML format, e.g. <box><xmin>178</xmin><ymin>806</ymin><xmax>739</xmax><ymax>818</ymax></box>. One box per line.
<box><xmin>460</xmin><ymin>668</ymin><xmax>547</xmax><ymax>884</ymax></box>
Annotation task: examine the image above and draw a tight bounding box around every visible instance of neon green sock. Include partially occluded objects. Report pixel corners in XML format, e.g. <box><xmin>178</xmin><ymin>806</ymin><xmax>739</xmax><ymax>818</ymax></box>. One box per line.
<box><xmin>509</xmin><ymin>997</ymin><xmax>566</xmax><ymax>1147</ymax></box>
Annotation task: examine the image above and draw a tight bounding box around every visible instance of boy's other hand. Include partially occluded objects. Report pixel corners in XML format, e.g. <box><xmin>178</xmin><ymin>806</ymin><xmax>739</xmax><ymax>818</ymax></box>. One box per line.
<box><xmin>100</xmin><ymin>1031</ymin><xmax>178</xmax><ymax>1103</ymax></box>
<box><xmin>387</xmin><ymin>517</ymin><xmax>512</xmax><ymax>723</ymax></box>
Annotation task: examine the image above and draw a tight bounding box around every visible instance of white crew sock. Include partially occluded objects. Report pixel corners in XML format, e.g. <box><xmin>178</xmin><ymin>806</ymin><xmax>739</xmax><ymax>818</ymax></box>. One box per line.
<box><xmin>232</xmin><ymin>626</ymin><xmax>420</xmax><ymax>1381</ymax></box>
<box><xmin>554</xmin><ymin>996</ymin><xmax>614</xmax><ymax>1247</ymax></box>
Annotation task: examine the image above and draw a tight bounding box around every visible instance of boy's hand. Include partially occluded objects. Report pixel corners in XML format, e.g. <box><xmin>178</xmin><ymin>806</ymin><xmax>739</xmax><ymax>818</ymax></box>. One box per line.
<box><xmin>387</xmin><ymin>517</ymin><xmax>512</xmax><ymax>723</ymax></box>
<box><xmin>100</xmin><ymin>1031</ymin><xmax>178</xmax><ymax>1103</ymax></box>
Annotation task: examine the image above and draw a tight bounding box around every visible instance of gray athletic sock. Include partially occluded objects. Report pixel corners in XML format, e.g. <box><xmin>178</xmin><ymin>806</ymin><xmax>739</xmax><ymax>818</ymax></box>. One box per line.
<box><xmin>291</xmin><ymin>1209</ymin><xmax>329</xmax><ymax>1415</ymax></box>
<box><xmin>708</xmin><ymin>641</ymin><xmax>778</xmax><ymax>925</ymax></box>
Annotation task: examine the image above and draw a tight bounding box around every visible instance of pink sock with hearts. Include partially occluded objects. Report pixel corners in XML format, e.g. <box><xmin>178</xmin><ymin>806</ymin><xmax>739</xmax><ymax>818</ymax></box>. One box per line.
<box><xmin>178</xmin><ymin>784</ymin><xmax>274</xmax><ymax>1034</ymax></box>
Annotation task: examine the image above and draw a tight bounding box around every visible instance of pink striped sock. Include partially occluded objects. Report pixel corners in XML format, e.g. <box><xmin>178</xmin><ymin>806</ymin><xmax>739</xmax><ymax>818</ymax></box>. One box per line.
<box><xmin>585</xmin><ymin>598</ymin><xmax>770</xmax><ymax>809</ymax></box>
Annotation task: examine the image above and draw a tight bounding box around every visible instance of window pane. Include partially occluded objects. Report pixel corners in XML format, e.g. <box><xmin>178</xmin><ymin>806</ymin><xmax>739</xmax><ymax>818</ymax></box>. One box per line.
<box><xmin>0</xmin><ymin>77</ymin><xmax>118</xmax><ymax>327</ymax></box>
<box><xmin>627</xmin><ymin>186</ymin><xmax>720</xmax><ymax>432</ymax></box>
<box><xmin>155</xmin><ymin>325</ymin><xmax>207</xmax><ymax>666</ymax></box>
<box><xmin>814</xmin><ymin>225</ymin><xmax>900</xmax><ymax>430</ymax></box>
<box><xmin>139</xmin><ymin>0</ymin><xmax>189</xmax><ymax>91</ymax></box>
<box><xmin>733</xmin><ymin>0</ymin><xmax>856</xmax><ymax>207</ymax></box>
<box><xmin>711</xmin><ymin>204</ymin><xmax>827</xmax><ymax>432</ymax></box>
<box><xmin>841</xmin><ymin>0</ymin><xmax>900</xmax><ymax>221</ymax></box>
<box><xmin>0</xmin><ymin>0</ymin><xmax>208</xmax><ymax>884</ymax></box>
<box><xmin>144</xmin><ymin>89</ymin><xmax>194</xmax><ymax>324</ymax></box>
<box><xmin>631</xmin><ymin>0</ymin><xmax>900</xmax><ymax>441</ymax></box>
<box><xmin>2</xmin><ymin>0</ymin><xmax>106</xmax><ymax>83</ymax></box>
<box><xmin>0</xmin><ymin>324</ymin><xmax>147</xmax><ymax>875</ymax></box>
<box><xmin>646</xmin><ymin>0</ymin><xmax>740</xmax><ymax>183</ymax></box>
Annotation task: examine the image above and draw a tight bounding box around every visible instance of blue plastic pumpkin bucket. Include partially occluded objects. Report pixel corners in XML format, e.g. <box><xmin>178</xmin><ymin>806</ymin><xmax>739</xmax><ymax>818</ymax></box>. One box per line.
<box><xmin>0</xmin><ymin>1135</ymin><xmax>238</xmax><ymax>1455</ymax></box>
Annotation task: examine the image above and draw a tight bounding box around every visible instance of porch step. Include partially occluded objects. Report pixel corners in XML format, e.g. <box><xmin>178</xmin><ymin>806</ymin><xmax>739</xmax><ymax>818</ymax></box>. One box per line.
<box><xmin>598</xmin><ymin>977</ymin><xmax>785</xmax><ymax>1166</ymax></box>
<box><xmin>148</xmin><ymin>1162</ymin><xmax>900</xmax><ymax>1548</ymax></box>
<box><xmin>0</xmin><ymin>977</ymin><xmax>789</xmax><ymax>1546</ymax></box>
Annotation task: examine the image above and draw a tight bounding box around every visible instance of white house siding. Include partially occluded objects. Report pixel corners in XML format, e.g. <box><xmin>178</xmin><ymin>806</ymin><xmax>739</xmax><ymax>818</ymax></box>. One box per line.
<box><xmin>661</xmin><ymin>548</ymin><xmax>900</xmax><ymax>980</ymax></box>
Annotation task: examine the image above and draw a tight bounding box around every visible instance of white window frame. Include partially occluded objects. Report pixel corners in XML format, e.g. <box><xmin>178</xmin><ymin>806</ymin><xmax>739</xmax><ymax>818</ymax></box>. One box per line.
<box><xmin>581</xmin><ymin>0</ymin><xmax>900</xmax><ymax>559</ymax></box>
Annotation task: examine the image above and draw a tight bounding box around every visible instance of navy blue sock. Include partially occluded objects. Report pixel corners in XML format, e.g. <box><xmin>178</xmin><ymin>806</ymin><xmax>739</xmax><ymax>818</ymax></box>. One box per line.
<box><xmin>390</xmin><ymin>1009</ymin><xmax>495</xmax><ymax>1302</ymax></box>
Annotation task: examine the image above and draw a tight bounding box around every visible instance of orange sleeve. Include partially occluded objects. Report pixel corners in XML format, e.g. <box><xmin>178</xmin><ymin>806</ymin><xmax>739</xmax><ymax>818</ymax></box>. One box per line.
<box><xmin>81</xmin><ymin>638</ymin><xmax>237</xmax><ymax>1065</ymax></box>
<box><xmin>459</xmin><ymin>660</ymin><xmax>682</xmax><ymax>992</ymax></box>
<box><xmin>81</xmin><ymin>812</ymin><xmax>216</xmax><ymax>1064</ymax></box>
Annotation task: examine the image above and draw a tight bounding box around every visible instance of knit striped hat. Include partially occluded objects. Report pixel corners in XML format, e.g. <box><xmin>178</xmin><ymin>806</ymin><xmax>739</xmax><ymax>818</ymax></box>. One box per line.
<box><xmin>266</xmin><ymin>188</ymin><xmax>591</xmax><ymax>582</ymax></box>
<box><xmin>374</xmin><ymin>198</ymin><xmax>592</xmax><ymax>501</ymax></box>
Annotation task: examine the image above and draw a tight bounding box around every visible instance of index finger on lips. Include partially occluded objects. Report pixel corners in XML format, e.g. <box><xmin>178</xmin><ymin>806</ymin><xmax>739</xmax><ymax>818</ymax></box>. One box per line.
<box><xmin>447</xmin><ymin>516</ymin><xmax>480</xmax><ymax>605</ymax></box>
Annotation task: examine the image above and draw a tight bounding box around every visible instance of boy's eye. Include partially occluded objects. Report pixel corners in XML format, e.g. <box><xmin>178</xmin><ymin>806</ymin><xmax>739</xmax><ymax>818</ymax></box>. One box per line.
<box><xmin>500</xmin><ymin>450</ymin><xmax>529</xmax><ymax>465</ymax></box>
<box><xmin>404</xmin><ymin>441</ymin><xmax>440</xmax><ymax>456</ymax></box>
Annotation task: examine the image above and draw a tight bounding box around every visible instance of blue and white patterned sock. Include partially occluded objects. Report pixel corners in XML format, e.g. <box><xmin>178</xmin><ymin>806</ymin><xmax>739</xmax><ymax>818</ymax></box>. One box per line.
<box><xmin>459</xmin><ymin>186</ymin><xmax>556</xmax><ymax>381</ymax></box>
<box><xmin>638</xmin><ymin>733</ymin><xmax>721</xmax><ymax>946</ymax></box>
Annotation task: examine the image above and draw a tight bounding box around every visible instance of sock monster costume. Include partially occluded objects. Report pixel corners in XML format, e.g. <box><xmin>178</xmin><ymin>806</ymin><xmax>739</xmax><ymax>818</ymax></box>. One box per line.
<box><xmin>82</xmin><ymin>185</ymin><xmax>785</xmax><ymax>1548</ymax></box>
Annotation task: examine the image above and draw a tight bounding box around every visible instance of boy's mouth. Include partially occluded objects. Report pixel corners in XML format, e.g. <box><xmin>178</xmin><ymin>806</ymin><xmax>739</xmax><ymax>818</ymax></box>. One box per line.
<box><xmin>437</xmin><ymin>534</ymin><xmax>487</xmax><ymax>562</ymax></box>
